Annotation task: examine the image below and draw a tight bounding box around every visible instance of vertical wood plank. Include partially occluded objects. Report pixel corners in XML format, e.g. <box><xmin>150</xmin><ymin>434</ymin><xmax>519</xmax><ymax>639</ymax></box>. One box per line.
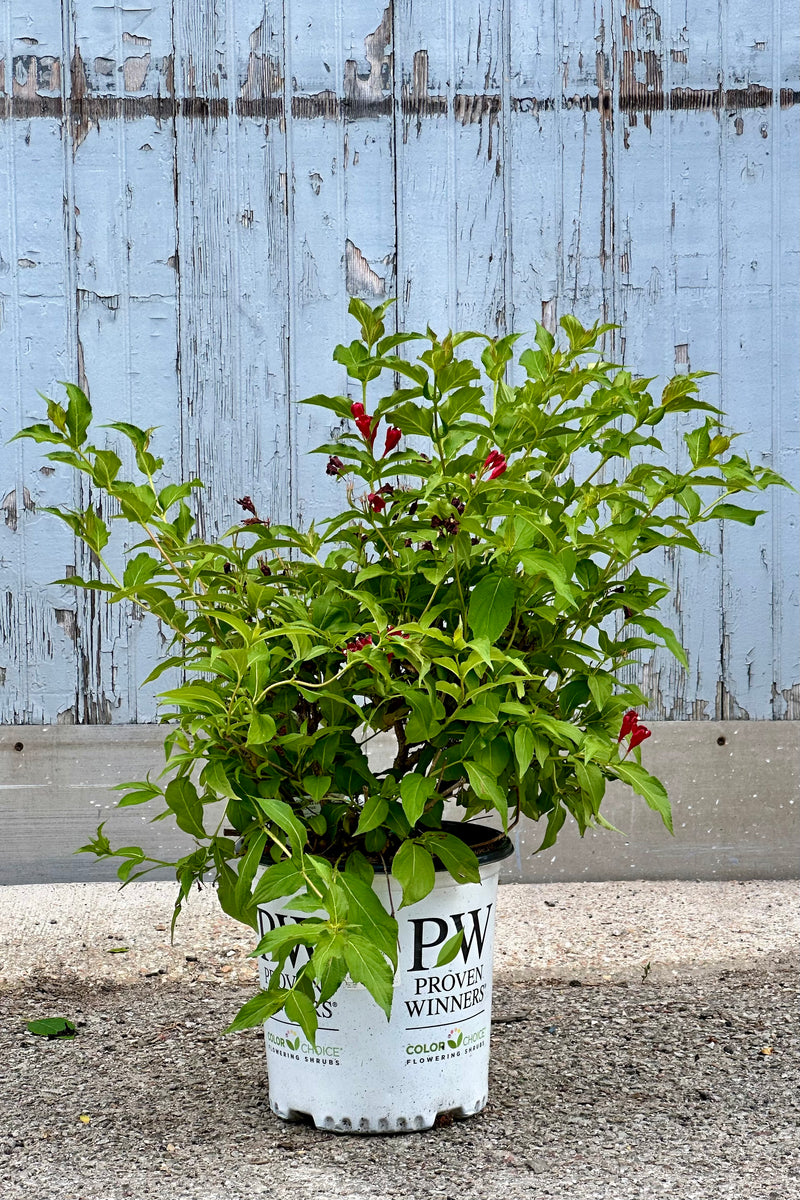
<box><xmin>0</xmin><ymin>7</ymin><xmax>76</xmax><ymax>722</ymax></box>
<box><xmin>393</xmin><ymin>0</ymin><xmax>455</xmax><ymax>334</ymax></box>
<box><xmin>68</xmin><ymin>0</ymin><xmax>177</xmax><ymax>721</ymax></box>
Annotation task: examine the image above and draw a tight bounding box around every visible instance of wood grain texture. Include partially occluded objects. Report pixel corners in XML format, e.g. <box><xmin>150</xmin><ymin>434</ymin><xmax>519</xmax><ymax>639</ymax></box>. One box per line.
<box><xmin>0</xmin><ymin>0</ymin><xmax>797</xmax><ymax>726</ymax></box>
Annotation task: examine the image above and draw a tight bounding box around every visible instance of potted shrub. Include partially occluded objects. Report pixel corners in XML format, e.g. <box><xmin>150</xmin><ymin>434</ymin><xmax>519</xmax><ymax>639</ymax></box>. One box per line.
<box><xmin>15</xmin><ymin>299</ymin><xmax>786</xmax><ymax>1132</ymax></box>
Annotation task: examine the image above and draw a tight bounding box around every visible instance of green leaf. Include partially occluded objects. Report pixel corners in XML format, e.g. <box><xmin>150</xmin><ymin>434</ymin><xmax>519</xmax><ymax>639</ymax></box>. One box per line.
<box><xmin>113</xmin><ymin>481</ymin><xmax>157</xmax><ymax>524</ymax></box>
<box><xmin>614</xmin><ymin>761</ymin><xmax>672</xmax><ymax>833</ymax></box>
<box><xmin>392</xmin><ymin>841</ymin><xmax>436</xmax><ymax>907</ymax></box>
<box><xmin>534</xmin><ymin>803</ymin><xmax>567</xmax><ymax>853</ymax></box>
<box><xmin>202</xmin><ymin>759</ymin><xmax>239</xmax><ymax>800</ymax></box>
<box><xmin>251</xmin><ymin>860</ymin><xmax>306</xmax><ymax>905</ymax></box>
<box><xmin>435</xmin><ymin>929</ymin><xmax>465</xmax><ymax>967</ymax></box>
<box><xmin>233</xmin><ymin>832</ymin><xmax>269</xmax><ymax>923</ymax></box>
<box><xmin>338</xmin><ymin>874</ymin><xmax>398</xmax><ymax>966</ymax></box>
<box><xmin>468</xmin><ymin>575</ymin><xmax>515</xmax><ymax>644</ymax></box>
<box><xmin>253</xmin><ymin>919</ymin><xmax>328</xmax><ymax>960</ymax></box>
<box><xmin>302</xmin><ymin>774</ymin><xmax>332</xmax><ymax>804</ymax></box>
<box><xmin>254</xmin><ymin>795</ymin><xmax>308</xmax><ymax>854</ymax></box>
<box><xmin>90</xmin><ymin>448</ymin><xmax>122</xmax><ymax>489</ymax></box>
<box><xmin>356</xmin><ymin>793</ymin><xmax>389</xmax><ymax>835</ymax></box>
<box><xmin>634</xmin><ymin>616</ymin><xmax>689</xmax><ymax>670</ymax></box>
<box><xmin>26</xmin><ymin>1017</ymin><xmax>77</xmax><ymax>1039</ymax></box>
<box><xmin>164</xmin><ymin>777</ymin><xmax>206</xmax><ymax>839</ymax></box>
<box><xmin>707</xmin><ymin>503</ymin><xmax>764</xmax><ymax>526</ymax></box>
<box><xmin>464</xmin><ymin>760</ymin><xmax>509</xmax><ymax>830</ymax></box>
<box><xmin>575</xmin><ymin>762</ymin><xmax>605</xmax><ymax>814</ymax></box>
<box><xmin>247</xmin><ymin>713</ymin><xmax>277</xmax><ymax>746</ymax></box>
<box><xmin>399</xmin><ymin>773</ymin><xmax>437</xmax><ymax>827</ymax></box>
<box><xmin>159</xmin><ymin>683</ymin><xmax>228</xmax><ymax>714</ymax></box>
<box><xmin>513</xmin><ymin>726</ymin><xmax>535</xmax><ymax>777</ymax></box>
<box><xmin>284</xmin><ymin>988</ymin><xmax>319</xmax><ymax>1043</ymax></box>
<box><xmin>344</xmin><ymin>850</ymin><xmax>374</xmax><ymax>886</ymax></box>
<box><xmin>587</xmin><ymin>674</ymin><xmax>613</xmax><ymax>712</ymax></box>
<box><xmin>63</xmin><ymin>383</ymin><xmax>92</xmax><ymax>446</ymax></box>
<box><xmin>12</xmin><ymin>421</ymin><xmax>66</xmax><ymax>445</ymax></box>
<box><xmin>123</xmin><ymin>553</ymin><xmax>159</xmax><ymax>589</ymax></box>
<box><xmin>389</xmin><ymin>401</ymin><xmax>434</xmax><ymax>438</ymax></box>
<box><xmin>115</xmin><ymin>777</ymin><xmax>162</xmax><ymax>808</ymax></box>
<box><xmin>342</xmin><ymin>934</ymin><xmax>394</xmax><ymax>1019</ymax></box>
<box><xmin>422</xmin><ymin>832</ymin><xmax>481</xmax><ymax>884</ymax></box>
<box><xmin>225</xmin><ymin>989</ymin><xmax>290</xmax><ymax>1033</ymax></box>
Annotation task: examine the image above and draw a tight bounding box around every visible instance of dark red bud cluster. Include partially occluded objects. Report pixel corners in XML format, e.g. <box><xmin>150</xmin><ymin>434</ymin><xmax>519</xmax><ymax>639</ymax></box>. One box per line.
<box><xmin>450</xmin><ymin>496</ymin><xmax>465</xmax><ymax>515</ymax></box>
<box><xmin>345</xmin><ymin>633</ymin><xmax>374</xmax><ymax>654</ymax></box>
<box><xmin>242</xmin><ymin>516</ymin><xmax>269</xmax><ymax>527</ymax></box>
<box><xmin>257</xmin><ymin>555</ymin><xmax>271</xmax><ymax>576</ymax></box>
<box><xmin>326</xmin><ymin>455</ymin><xmax>345</xmax><ymax>476</ymax></box>
<box><xmin>236</xmin><ymin>495</ymin><xmax>257</xmax><ymax>515</ymax></box>
<box><xmin>613</xmin><ymin>585</ymin><xmax>634</xmax><ymax>620</ymax></box>
<box><xmin>618</xmin><ymin>709</ymin><xmax>652</xmax><ymax>757</ymax></box>
<box><xmin>431</xmin><ymin>514</ymin><xmax>460</xmax><ymax>536</ymax></box>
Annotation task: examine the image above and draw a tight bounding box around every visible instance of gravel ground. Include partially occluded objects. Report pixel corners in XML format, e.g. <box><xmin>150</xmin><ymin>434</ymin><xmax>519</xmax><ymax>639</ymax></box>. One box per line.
<box><xmin>1</xmin><ymin>879</ymin><xmax>797</xmax><ymax>1200</ymax></box>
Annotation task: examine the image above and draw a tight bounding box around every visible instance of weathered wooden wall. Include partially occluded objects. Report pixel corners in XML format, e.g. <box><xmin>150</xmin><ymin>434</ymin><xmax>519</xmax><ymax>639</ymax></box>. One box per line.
<box><xmin>1</xmin><ymin>1</ymin><xmax>798</xmax><ymax>726</ymax></box>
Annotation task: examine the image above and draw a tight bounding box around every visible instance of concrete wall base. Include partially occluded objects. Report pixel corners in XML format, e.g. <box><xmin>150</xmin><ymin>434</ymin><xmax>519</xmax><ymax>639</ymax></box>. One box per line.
<box><xmin>1</xmin><ymin>722</ymin><xmax>797</xmax><ymax>885</ymax></box>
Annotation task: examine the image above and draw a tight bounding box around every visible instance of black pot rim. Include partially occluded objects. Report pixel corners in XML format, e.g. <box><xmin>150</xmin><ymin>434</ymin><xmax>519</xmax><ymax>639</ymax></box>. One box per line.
<box><xmin>371</xmin><ymin>820</ymin><xmax>515</xmax><ymax>872</ymax></box>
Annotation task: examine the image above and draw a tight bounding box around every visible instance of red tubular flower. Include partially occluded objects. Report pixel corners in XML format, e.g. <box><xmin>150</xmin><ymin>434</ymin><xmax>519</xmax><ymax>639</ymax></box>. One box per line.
<box><xmin>479</xmin><ymin>449</ymin><xmax>507</xmax><ymax>480</ymax></box>
<box><xmin>367</xmin><ymin>492</ymin><xmax>385</xmax><ymax>513</ymax></box>
<box><xmin>617</xmin><ymin>709</ymin><xmax>639</xmax><ymax>743</ymax></box>
<box><xmin>628</xmin><ymin>725</ymin><xmax>652</xmax><ymax>751</ymax></box>
<box><xmin>382</xmin><ymin>426</ymin><xmax>402</xmax><ymax>457</ymax></box>
<box><xmin>356</xmin><ymin>414</ymin><xmax>378</xmax><ymax>447</ymax></box>
<box><xmin>350</xmin><ymin>401</ymin><xmax>366</xmax><ymax>418</ymax></box>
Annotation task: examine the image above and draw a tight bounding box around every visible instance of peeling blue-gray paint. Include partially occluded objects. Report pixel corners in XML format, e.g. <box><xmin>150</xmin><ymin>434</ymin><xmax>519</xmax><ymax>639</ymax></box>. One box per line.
<box><xmin>0</xmin><ymin>0</ymin><xmax>797</xmax><ymax>724</ymax></box>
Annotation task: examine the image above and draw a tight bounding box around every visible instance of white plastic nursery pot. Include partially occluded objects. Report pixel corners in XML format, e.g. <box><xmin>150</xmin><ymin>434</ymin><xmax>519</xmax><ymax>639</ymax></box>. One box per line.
<box><xmin>256</xmin><ymin>822</ymin><xmax>514</xmax><ymax>1134</ymax></box>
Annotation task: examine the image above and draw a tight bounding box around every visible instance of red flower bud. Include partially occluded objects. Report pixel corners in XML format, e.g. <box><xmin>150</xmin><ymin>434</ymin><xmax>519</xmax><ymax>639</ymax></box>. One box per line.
<box><xmin>618</xmin><ymin>709</ymin><xmax>639</xmax><ymax>743</ymax></box>
<box><xmin>350</xmin><ymin>401</ymin><xmax>366</xmax><ymax>418</ymax></box>
<box><xmin>483</xmin><ymin>449</ymin><xmax>504</xmax><ymax>471</ymax></box>
<box><xmin>355</xmin><ymin>414</ymin><xmax>378</xmax><ymax>447</ymax></box>
<box><xmin>628</xmin><ymin>725</ymin><xmax>652</xmax><ymax>751</ymax></box>
<box><xmin>382</xmin><ymin>426</ymin><xmax>402</xmax><ymax>457</ymax></box>
<box><xmin>367</xmin><ymin>492</ymin><xmax>386</xmax><ymax>513</ymax></box>
<box><xmin>487</xmin><ymin>458</ymin><xmax>507</xmax><ymax>480</ymax></box>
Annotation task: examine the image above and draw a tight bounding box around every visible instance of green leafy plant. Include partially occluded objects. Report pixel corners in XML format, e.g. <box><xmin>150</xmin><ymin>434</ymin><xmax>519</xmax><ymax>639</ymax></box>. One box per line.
<box><xmin>15</xmin><ymin>299</ymin><xmax>787</xmax><ymax>1042</ymax></box>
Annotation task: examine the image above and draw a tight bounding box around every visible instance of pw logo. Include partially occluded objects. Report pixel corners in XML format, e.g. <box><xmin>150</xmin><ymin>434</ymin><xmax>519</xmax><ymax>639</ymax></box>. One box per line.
<box><xmin>408</xmin><ymin>904</ymin><xmax>493</xmax><ymax>971</ymax></box>
<box><xmin>447</xmin><ymin>1027</ymin><xmax>463</xmax><ymax>1049</ymax></box>
<box><xmin>285</xmin><ymin>1029</ymin><xmax>301</xmax><ymax>1051</ymax></box>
